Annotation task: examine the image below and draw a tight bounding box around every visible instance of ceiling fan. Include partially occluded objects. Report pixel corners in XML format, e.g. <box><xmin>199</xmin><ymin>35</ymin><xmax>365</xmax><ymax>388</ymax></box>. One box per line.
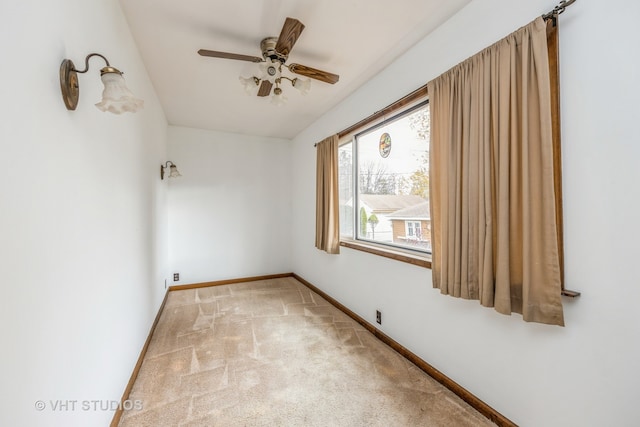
<box><xmin>198</xmin><ymin>17</ymin><xmax>339</xmax><ymax>102</ymax></box>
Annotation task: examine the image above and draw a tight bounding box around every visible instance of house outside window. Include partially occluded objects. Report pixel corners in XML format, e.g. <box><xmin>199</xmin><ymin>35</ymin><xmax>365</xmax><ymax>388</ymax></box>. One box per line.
<box><xmin>388</xmin><ymin>204</ymin><xmax>431</xmax><ymax>251</ymax></box>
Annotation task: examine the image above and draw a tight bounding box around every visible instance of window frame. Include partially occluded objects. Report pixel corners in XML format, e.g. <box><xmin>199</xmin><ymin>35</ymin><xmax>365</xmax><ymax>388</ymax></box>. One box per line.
<box><xmin>337</xmin><ymin>88</ymin><xmax>431</xmax><ymax>268</ymax></box>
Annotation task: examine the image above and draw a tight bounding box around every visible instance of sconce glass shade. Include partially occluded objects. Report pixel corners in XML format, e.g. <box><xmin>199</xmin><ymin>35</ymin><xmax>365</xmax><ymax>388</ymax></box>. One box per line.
<box><xmin>95</xmin><ymin>70</ymin><xmax>144</xmax><ymax>114</ymax></box>
<box><xmin>168</xmin><ymin>164</ymin><xmax>182</xmax><ymax>178</ymax></box>
<box><xmin>293</xmin><ymin>77</ymin><xmax>311</xmax><ymax>95</ymax></box>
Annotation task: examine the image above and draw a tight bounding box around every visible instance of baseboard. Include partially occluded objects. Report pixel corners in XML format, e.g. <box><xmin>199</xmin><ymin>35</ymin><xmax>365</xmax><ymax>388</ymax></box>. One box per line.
<box><xmin>292</xmin><ymin>273</ymin><xmax>517</xmax><ymax>427</ymax></box>
<box><xmin>168</xmin><ymin>272</ymin><xmax>294</xmax><ymax>291</ymax></box>
<box><xmin>110</xmin><ymin>289</ymin><xmax>170</xmax><ymax>427</ymax></box>
<box><xmin>113</xmin><ymin>272</ymin><xmax>516</xmax><ymax>426</ymax></box>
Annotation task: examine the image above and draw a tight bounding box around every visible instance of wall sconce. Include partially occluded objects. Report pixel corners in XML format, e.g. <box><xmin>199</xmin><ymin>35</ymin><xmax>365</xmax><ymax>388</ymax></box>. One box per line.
<box><xmin>161</xmin><ymin>161</ymin><xmax>182</xmax><ymax>180</ymax></box>
<box><xmin>60</xmin><ymin>53</ymin><xmax>143</xmax><ymax>114</ymax></box>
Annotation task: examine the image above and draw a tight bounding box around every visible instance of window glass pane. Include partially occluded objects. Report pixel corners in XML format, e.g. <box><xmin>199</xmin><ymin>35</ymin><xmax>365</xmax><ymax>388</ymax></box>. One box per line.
<box><xmin>338</xmin><ymin>141</ymin><xmax>353</xmax><ymax>238</ymax></box>
<box><xmin>355</xmin><ymin>102</ymin><xmax>430</xmax><ymax>252</ymax></box>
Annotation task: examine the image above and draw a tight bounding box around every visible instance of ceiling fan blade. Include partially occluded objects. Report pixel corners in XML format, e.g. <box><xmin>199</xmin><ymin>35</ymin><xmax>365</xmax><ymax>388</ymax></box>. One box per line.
<box><xmin>257</xmin><ymin>80</ymin><xmax>273</xmax><ymax>97</ymax></box>
<box><xmin>198</xmin><ymin>49</ymin><xmax>263</xmax><ymax>63</ymax></box>
<box><xmin>274</xmin><ymin>17</ymin><xmax>305</xmax><ymax>57</ymax></box>
<box><xmin>288</xmin><ymin>63</ymin><xmax>340</xmax><ymax>84</ymax></box>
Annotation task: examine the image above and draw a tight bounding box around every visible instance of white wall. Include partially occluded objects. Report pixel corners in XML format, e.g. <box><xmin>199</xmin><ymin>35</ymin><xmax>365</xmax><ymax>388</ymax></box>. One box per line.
<box><xmin>0</xmin><ymin>1</ymin><xmax>168</xmax><ymax>426</ymax></box>
<box><xmin>291</xmin><ymin>0</ymin><xmax>640</xmax><ymax>426</ymax></box>
<box><xmin>167</xmin><ymin>126</ymin><xmax>292</xmax><ymax>284</ymax></box>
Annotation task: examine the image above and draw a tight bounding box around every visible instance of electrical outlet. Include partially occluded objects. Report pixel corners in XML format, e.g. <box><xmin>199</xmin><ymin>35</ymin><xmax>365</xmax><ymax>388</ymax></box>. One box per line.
<box><xmin>376</xmin><ymin>310</ymin><xmax>382</xmax><ymax>325</ymax></box>
<box><xmin>173</xmin><ymin>273</ymin><xmax>179</xmax><ymax>282</ymax></box>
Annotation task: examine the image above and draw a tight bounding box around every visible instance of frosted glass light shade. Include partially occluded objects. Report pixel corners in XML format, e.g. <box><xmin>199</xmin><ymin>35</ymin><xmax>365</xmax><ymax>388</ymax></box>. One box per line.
<box><xmin>293</xmin><ymin>78</ymin><xmax>311</xmax><ymax>95</ymax></box>
<box><xmin>168</xmin><ymin>165</ymin><xmax>182</xmax><ymax>178</ymax></box>
<box><xmin>271</xmin><ymin>92</ymin><xmax>287</xmax><ymax>106</ymax></box>
<box><xmin>95</xmin><ymin>72</ymin><xmax>144</xmax><ymax>114</ymax></box>
<box><xmin>239</xmin><ymin>76</ymin><xmax>259</xmax><ymax>96</ymax></box>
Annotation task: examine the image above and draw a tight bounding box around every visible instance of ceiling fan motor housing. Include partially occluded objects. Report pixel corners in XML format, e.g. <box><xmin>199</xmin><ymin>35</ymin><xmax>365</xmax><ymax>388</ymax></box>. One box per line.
<box><xmin>260</xmin><ymin>37</ymin><xmax>287</xmax><ymax>63</ymax></box>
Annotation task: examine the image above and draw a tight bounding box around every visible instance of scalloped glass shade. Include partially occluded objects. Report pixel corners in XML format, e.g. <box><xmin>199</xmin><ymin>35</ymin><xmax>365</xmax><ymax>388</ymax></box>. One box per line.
<box><xmin>293</xmin><ymin>78</ymin><xmax>311</xmax><ymax>95</ymax></box>
<box><xmin>95</xmin><ymin>73</ymin><xmax>144</xmax><ymax>114</ymax></box>
<box><xmin>271</xmin><ymin>92</ymin><xmax>287</xmax><ymax>106</ymax></box>
<box><xmin>239</xmin><ymin>76</ymin><xmax>259</xmax><ymax>96</ymax></box>
<box><xmin>168</xmin><ymin>165</ymin><xmax>181</xmax><ymax>178</ymax></box>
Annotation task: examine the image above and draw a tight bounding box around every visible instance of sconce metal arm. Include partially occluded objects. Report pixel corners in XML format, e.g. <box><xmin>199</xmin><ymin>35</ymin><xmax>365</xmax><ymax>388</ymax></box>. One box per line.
<box><xmin>60</xmin><ymin>53</ymin><xmax>120</xmax><ymax>110</ymax></box>
<box><xmin>71</xmin><ymin>53</ymin><xmax>111</xmax><ymax>74</ymax></box>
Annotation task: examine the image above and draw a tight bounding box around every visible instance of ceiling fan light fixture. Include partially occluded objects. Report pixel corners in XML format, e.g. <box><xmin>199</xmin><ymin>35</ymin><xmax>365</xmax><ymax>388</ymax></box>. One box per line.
<box><xmin>200</xmin><ymin>18</ymin><xmax>339</xmax><ymax>104</ymax></box>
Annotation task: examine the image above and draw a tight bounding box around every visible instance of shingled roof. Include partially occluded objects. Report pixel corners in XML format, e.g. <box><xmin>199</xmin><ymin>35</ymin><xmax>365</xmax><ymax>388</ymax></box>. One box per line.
<box><xmin>358</xmin><ymin>194</ymin><xmax>426</xmax><ymax>213</ymax></box>
<box><xmin>386</xmin><ymin>201</ymin><xmax>430</xmax><ymax>220</ymax></box>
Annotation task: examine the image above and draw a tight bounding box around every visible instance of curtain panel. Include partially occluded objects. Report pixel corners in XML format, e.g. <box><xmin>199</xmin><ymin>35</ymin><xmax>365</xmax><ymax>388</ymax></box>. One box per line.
<box><xmin>315</xmin><ymin>135</ymin><xmax>340</xmax><ymax>254</ymax></box>
<box><xmin>428</xmin><ymin>17</ymin><xmax>564</xmax><ymax>326</ymax></box>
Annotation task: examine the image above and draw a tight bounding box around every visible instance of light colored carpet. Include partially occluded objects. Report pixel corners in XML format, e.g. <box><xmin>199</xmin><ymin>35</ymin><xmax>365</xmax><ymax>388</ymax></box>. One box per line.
<box><xmin>118</xmin><ymin>277</ymin><xmax>494</xmax><ymax>426</ymax></box>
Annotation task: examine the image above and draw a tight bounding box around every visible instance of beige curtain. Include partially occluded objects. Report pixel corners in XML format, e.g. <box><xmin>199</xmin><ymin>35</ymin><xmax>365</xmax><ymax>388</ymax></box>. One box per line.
<box><xmin>428</xmin><ymin>17</ymin><xmax>564</xmax><ymax>326</ymax></box>
<box><xmin>315</xmin><ymin>135</ymin><xmax>340</xmax><ymax>254</ymax></box>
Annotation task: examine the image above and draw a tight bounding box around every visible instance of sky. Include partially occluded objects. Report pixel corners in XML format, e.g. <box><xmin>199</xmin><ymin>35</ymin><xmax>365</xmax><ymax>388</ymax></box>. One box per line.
<box><xmin>356</xmin><ymin>104</ymin><xmax>429</xmax><ymax>182</ymax></box>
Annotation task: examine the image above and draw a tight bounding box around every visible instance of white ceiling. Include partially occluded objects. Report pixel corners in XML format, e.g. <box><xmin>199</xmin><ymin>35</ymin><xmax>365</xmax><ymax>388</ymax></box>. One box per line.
<box><xmin>119</xmin><ymin>0</ymin><xmax>471</xmax><ymax>139</ymax></box>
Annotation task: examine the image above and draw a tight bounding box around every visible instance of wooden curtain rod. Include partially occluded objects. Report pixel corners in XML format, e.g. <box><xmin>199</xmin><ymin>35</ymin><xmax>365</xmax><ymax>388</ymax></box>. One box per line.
<box><xmin>543</xmin><ymin>0</ymin><xmax>577</xmax><ymax>21</ymax></box>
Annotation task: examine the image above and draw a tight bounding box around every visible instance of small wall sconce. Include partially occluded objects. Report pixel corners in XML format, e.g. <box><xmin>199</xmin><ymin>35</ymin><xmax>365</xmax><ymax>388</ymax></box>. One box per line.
<box><xmin>60</xmin><ymin>53</ymin><xmax>143</xmax><ymax>114</ymax></box>
<box><xmin>161</xmin><ymin>161</ymin><xmax>182</xmax><ymax>180</ymax></box>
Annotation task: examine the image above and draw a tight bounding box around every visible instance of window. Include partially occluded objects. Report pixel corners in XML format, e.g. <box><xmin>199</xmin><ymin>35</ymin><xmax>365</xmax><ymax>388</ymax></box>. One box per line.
<box><xmin>339</xmin><ymin>100</ymin><xmax>430</xmax><ymax>257</ymax></box>
<box><xmin>406</xmin><ymin>221</ymin><xmax>420</xmax><ymax>237</ymax></box>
